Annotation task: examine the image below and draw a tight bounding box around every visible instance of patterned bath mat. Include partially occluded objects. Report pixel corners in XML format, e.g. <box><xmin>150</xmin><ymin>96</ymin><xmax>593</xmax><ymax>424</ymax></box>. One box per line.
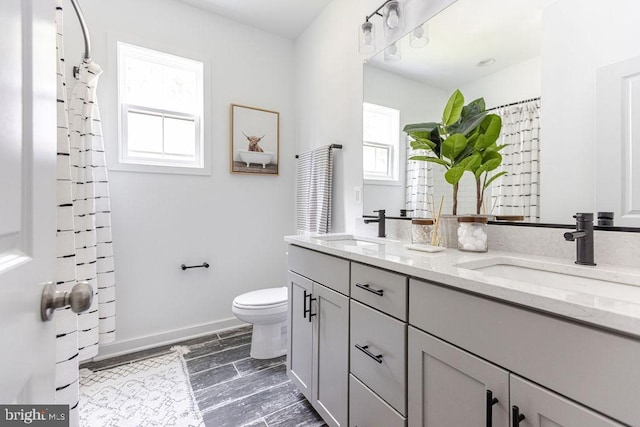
<box><xmin>79</xmin><ymin>346</ymin><xmax>204</xmax><ymax>427</ymax></box>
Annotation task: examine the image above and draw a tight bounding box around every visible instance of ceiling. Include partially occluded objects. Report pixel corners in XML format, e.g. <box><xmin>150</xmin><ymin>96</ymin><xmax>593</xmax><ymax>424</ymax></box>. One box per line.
<box><xmin>175</xmin><ymin>0</ymin><xmax>333</xmax><ymax>39</ymax></box>
<box><xmin>368</xmin><ymin>0</ymin><xmax>553</xmax><ymax>89</ymax></box>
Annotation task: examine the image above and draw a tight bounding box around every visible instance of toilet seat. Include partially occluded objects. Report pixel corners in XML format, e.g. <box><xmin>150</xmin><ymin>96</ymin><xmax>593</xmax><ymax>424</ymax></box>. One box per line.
<box><xmin>233</xmin><ymin>287</ymin><xmax>287</xmax><ymax>309</ymax></box>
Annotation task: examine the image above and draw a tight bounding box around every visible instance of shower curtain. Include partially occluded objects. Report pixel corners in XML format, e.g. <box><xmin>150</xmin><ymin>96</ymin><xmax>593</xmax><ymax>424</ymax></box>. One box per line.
<box><xmin>489</xmin><ymin>99</ymin><xmax>541</xmax><ymax>221</ymax></box>
<box><xmin>405</xmin><ymin>138</ymin><xmax>434</xmax><ymax>218</ymax></box>
<box><xmin>55</xmin><ymin>1</ymin><xmax>116</xmax><ymax>424</ymax></box>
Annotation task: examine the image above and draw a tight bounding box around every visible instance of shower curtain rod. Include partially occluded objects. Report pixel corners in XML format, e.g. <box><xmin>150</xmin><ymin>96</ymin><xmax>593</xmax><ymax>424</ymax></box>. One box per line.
<box><xmin>70</xmin><ymin>0</ymin><xmax>91</xmax><ymax>62</ymax></box>
<box><xmin>487</xmin><ymin>97</ymin><xmax>541</xmax><ymax>112</ymax></box>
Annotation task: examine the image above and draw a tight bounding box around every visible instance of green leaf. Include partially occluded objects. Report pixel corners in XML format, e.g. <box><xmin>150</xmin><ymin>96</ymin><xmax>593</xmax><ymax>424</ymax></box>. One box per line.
<box><xmin>410</xmin><ymin>138</ymin><xmax>436</xmax><ymax>151</ymax></box>
<box><xmin>475</xmin><ymin>152</ymin><xmax>503</xmax><ymax>178</ymax></box>
<box><xmin>483</xmin><ymin>171</ymin><xmax>507</xmax><ymax>189</ymax></box>
<box><xmin>457</xmin><ymin>153</ymin><xmax>482</xmax><ymax>171</ymax></box>
<box><xmin>452</xmin><ymin>112</ymin><xmax>487</xmax><ymax>136</ymax></box>
<box><xmin>474</xmin><ymin>134</ymin><xmax>486</xmax><ymax>150</ymax></box>
<box><xmin>442</xmin><ymin>89</ymin><xmax>465</xmax><ymax>126</ymax></box>
<box><xmin>476</xmin><ymin>114</ymin><xmax>502</xmax><ymax>148</ymax></box>
<box><xmin>441</xmin><ymin>134</ymin><xmax>467</xmax><ymax>161</ymax></box>
<box><xmin>482</xmin><ymin>150</ymin><xmax>502</xmax><ymax>163</ymax></box>
<box><xmin>409</xmin><ymin>156</ymin><xmax>451</xmax><ymax>167</ymax></box>
<box><xmin>445</xmin><ymin>166</ymin><xmax>465</xmax><ymax>185</ymax></box>
<box><xmin>403</xmin><ymin>122</ymin><xmax>439</xmax><ymax>134</ymax></box>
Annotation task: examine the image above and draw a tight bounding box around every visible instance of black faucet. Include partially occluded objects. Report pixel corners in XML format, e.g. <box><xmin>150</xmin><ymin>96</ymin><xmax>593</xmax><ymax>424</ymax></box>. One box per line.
<box><xmin>364</xmin><ymin>209</ymin><xmax>386</xmax><ymax>238</ymax></box>
<box><xmin>564</xmin><ymin>213</ymin><xmax>596</xmax><ymax>266</ymax></box>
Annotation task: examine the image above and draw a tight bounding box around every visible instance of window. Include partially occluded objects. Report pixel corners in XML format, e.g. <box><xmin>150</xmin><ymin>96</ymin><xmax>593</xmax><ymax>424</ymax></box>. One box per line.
<box><xmin>117</xmin><ymin>42</ymin><xmax>204</xmax><ymax>171</ymax></box>
<box><xmin>363</xmin><ymin>102</ymin><xmax>400</xmax><ymax>182</ymax></box>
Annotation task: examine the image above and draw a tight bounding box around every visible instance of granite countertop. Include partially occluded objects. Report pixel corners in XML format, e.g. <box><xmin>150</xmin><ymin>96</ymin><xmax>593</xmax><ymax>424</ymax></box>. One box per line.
<box><xmin>284</xmin><ymin>234</ymin><xmax>640</xmax><ymax>339</ymax></box>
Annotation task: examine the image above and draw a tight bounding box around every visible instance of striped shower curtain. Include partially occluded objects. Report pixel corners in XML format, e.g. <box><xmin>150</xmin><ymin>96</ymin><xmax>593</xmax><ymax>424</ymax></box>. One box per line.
<box><xmin>405</xmin><ymin>138</ymin><xmax>434</xmax><ymax>218</ymax></box>
<box><xmin>55</xmin><ymin>1</ymin><xmax>115</xmax><ymax>424</ymax></box>
<box><xmin>489</xmin><ymin>99</ymin><xmax>541</xmax><ymax>221</ymax></box>
<box><xmin>296</xmin><ymin>146</ymin><xmax>335</xmax><ymax>234</ymax></box>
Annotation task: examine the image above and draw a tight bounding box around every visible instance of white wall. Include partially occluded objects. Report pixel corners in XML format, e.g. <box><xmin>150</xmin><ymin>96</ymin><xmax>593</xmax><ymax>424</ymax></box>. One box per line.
<box><xmin>64</xmin><ymin>0</ymin><xmax>295</xmax><ymax>355</ymax></box>
<box><xmin>294</xmin><ymin>0</ymin><xmax>364</xmax><ymax>233</ymax></box>
<box><xmin>363</xmin><ymin>65</ymin><xmax>448</xmax><ymax>216</ymax></box>
<box><xmin>458</xmin><ymin>56</ymin><xmax>541</xmax><ymax>109</ymax></box>
<box><xmin>541</xmin><ymin>0</ymin><xmax>640</xmax><ymax>223</ymax></box>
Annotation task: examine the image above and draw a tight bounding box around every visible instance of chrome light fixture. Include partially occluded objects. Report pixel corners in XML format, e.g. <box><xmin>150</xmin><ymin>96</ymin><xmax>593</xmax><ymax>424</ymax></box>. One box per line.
<box><xmin>358</xmin><ymin>0</ymin><xmax>405</xmax><ymax>55</ymax></box>
<box><xmin>384</xmin><ymin>41</ymin><xmax>401</xmax><ymax>62</ymax></box>
<box><xmin>359</xmin><ymin>21</ymin><xmax>376</xmax><ymax>54</ymax></box>
<box><xmin>409</xmin><ymin>23</ymin><xmax>429</xmax><ymax>48</ymax></box>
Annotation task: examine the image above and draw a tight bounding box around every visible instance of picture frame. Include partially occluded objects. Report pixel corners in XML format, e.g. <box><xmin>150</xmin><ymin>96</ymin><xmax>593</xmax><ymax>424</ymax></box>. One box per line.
<box><xmin>230</xmin><ymin>104</ymin><xmax>280</xmax><ymax>175</ymax></box>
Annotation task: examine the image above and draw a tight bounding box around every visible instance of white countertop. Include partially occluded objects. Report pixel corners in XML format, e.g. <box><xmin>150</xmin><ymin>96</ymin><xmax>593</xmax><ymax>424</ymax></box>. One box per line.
<box><xmin>284</xmin><ymin>234</ymin><xmax>640</xmax><ymax>338</ymax></box>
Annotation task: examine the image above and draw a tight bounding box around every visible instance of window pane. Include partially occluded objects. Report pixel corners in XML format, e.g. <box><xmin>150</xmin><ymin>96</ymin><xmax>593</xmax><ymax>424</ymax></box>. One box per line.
<box><xmin>124</xmin><ymin>56</ymin><xmax>164</xmax><ymax>109</ymax></box>
<box><xmin>164</xmin><ymin>117</ymin><xmax>196</xmax><ymax>157</ymax></box>
<box><xmin>162</xmin><ymin>66</ymin><xmax>198</xmax><ymax>113</ymax></box>
<box><xmin>363</xmin><ymin>145</ymin><xmax>389</xmax><ymax>175</ymax></box>
<box><xmin>127</xmin><ymin>111</ymin><xmax>163</xmax><ymax>155</ymax></box>
<box><xmin>363</xmin><ymin>110</ymin><xmax>392</xmax><ymax>143</ymax></box>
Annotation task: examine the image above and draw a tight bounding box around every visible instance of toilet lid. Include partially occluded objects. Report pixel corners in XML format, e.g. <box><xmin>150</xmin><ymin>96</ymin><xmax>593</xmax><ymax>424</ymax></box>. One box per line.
<box><xmin>234</xmin><ymin>287</ymin><xmax>287</xmax><ymax>307</ymax></box>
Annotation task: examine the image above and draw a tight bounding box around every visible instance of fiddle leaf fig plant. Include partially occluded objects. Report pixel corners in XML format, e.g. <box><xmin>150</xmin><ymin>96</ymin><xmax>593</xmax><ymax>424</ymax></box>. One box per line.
<box><xmin>403</xmin><ymin>89</ymin><xmax>505</xmax><ymax>215</ymax></box>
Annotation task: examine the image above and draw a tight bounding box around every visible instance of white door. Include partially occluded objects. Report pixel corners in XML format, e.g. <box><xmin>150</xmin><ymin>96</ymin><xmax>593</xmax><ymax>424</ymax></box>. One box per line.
<box><xmin>0</xmin><ymin>0</ymin><xmax>57</xmax><ymax>403</ymax></box>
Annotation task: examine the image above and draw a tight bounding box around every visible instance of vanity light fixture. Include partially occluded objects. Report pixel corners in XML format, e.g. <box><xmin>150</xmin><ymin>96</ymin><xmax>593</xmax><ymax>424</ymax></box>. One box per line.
<box><xmin>384</xmin><ymin>41</ymin><xmax>401</xmax><ymax>62</ymax></box>
<box><xmin>358</xmin><ymin>0</ymin><xmax>405</xmax><ymax>55</ymax></box>
<box><xmin>409</xmin><ymin>23</ymin><xmax>429</xmax><ymax>48</ymax></box>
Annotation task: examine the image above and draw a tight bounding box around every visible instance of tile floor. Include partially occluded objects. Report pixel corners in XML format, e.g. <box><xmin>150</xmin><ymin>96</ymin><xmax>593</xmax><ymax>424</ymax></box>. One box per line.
<box><xmin>81</xmin><ymin>325</ymin><xmax>327</xmax><ymax>427</ymax></box>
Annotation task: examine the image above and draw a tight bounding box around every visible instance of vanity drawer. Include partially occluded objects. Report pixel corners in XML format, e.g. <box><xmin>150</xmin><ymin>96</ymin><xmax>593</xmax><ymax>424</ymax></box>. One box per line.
<box><xmin>350</xmin><ymin>300</ymin><xmax>406</xmax><ymax>415</ymax></box>
<box><xmin>287</xmin><ymin>245</ymin><xmax>350</xmax><ymax>295</ymax></box>
<box><xmin>409</xmin><ymin>278</ymin><xmax>640</xmax><ymax>426</ymax></box>
<box><xmin>350</xmin><ymin>374</ymin><xmax>406</xmax><ymax>427</ymax></box>
<box><xmin>351</xmin><ymin>263</ymin><xmax>408</xmax><ymax>320</ymax></box>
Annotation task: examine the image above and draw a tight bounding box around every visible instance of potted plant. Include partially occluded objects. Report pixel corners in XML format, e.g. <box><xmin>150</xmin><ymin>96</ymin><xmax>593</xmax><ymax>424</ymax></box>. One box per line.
<box><xmin>403</xmin><ymin>89</ymin><xmax>505</xmax><ymax>215</ymax></box>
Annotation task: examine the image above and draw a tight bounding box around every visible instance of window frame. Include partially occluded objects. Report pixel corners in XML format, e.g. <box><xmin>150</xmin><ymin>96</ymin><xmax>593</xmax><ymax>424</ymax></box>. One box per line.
<box><xmin>114</xmin><ymin>41</ymin><xmax>207</xmax><ymax>175</ymax></box>
<box><xmin>362</xmin><ymin>102</ymin><xmax>401</xmax><ymax>185</ymax></box>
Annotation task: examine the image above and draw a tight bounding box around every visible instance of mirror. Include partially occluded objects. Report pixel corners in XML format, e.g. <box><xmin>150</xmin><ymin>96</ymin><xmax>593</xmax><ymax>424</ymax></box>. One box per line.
<box><xmin>362</xmin><ymin>0</ymin><xmax>640</xmax><ymax>228</ymax></box>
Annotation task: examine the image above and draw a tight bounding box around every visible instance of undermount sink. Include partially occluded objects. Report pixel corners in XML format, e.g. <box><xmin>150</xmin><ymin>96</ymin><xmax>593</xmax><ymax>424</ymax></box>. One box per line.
<box><xmin>456</xmin><ymin>256</ymin><xmax>640</xmax><ymax>298</ymax></box>
<box><xmin>312</xmin><ymin>233</ymin><xmax>397</xmax><ymax>247</ymax></box>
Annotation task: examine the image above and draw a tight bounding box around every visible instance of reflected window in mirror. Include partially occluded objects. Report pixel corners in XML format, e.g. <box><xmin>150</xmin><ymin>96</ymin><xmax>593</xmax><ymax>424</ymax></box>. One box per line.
<box><xmin>363</xmin><ymin>102</ymin><xmax>400</xmax><ymax>183</ymax></box>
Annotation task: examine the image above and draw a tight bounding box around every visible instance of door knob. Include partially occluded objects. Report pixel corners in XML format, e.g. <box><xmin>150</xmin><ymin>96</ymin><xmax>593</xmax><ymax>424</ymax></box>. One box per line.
<box><xmin>41</xmin><ymin>281</ymin><xmax>93</xmax><ymax>321</ymax></box>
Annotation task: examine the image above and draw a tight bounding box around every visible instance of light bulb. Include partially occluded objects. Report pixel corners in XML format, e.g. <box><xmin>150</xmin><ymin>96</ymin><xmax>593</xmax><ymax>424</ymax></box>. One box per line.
<box><xmin>386</xmin><ymin>44</ymin><xmax>398</xmax><ymax>55</ymax></box>
<box><xmin>364</xmin><ymin>30</ymin><xmax>372</xmax><ymax>45</ymax></box>
<box><xmin>413</xmin><ymin>26</ymin><xmax>424</xmax><ymax>39</ymax></box>
<box><xmin>387</xmin><ymin>8</ymin><xmax>399</xmax><ymax>28</ymax></box>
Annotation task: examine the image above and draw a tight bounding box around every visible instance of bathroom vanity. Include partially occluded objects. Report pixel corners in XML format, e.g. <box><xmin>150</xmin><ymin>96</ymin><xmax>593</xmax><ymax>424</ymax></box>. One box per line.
<box><xmin>284</xmin><ymin>234</ymin><xmax>640</xmax><ymax>427</ymax></box>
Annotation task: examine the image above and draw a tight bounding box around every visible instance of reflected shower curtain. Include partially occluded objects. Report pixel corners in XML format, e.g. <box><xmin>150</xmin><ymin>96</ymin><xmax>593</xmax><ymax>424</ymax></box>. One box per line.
<box><xmin>55</xmin><ymin>2</ymin><xmax>116</xmax><ymax>424</ymax></box>
<box><xmin>405</xmin><ymin>139</ymin><xmax>434</xmax><ymax>218</ymax></box>
<box><xmin>489</xmin><ymin>99</ymin><xmax>541</xmax><ymax>221</ymax></box>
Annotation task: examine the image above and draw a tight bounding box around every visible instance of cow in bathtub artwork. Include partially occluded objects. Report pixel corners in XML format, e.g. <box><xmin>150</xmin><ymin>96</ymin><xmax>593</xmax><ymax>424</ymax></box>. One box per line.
<box><xmin>231</xmin><ymin>104</ymin><xmax>279</xmax><ymax>175</ymax></box>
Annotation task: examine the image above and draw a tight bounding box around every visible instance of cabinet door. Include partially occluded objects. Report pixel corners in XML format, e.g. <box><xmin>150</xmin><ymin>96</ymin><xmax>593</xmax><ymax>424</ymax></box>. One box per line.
<box><xmin>510</xmin><ymin>375</ymin><xmax>625</xmax><ymax>427</ymax></box>
<box><xmin>312</xmin><ymin>283</ymin><xmax>349</xmax><ymax>427</ymax></box>
<box><xmin>408</xmin><ymin>327</ymin><xmax>510</xmax><ymax>427</ymax></box>
<box><xmin>287</xmin><ymin>271</ymin><xmax>313</xmax><ymax>400</ymax></box>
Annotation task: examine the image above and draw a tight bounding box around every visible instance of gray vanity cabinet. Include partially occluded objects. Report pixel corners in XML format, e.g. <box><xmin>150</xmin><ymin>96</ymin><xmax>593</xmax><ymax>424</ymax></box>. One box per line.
<box><xmin>510</xmin><ymin>375</ymin><xmax>624</xmax><ymax>427</ymax></box>
<box><xmin>287</xmin><ymin>247</ymin><xmax>350</xmax><ymax>427</ymax></box>
<box><xmin>407</xmin><ymin>327</ymin><xmax>509</xmax><ymax>427</ymax></box>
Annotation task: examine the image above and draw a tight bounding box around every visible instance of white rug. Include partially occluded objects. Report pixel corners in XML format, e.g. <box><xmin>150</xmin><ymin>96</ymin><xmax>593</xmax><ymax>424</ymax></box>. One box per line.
<box><xmin>79</xmin><ymin>347</ymin><xmax>204</xmax><ymax>427</ymax></box>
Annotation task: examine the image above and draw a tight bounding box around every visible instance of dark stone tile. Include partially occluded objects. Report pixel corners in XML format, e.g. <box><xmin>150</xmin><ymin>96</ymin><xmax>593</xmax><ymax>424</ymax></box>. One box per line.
<box><xmin>187</xmin><ymin>343</ymin><xmax>251</xmax><ymax>375</ymax></box>
<box><xmin>202</xmin><ymin>381</ymin><xmax>304</xmax><ymax>427</ymax></box>
<box><xmin>264</xmin><ymin>400</ymin><xmax>326</xmax><ymax>427</ymax></box>
<box><xmin>235</xmin><ymin>355</ymin><xmax>286</xmax><ymax>376</ymax></box>
<box><xmin>196</xmin><ymin>363</ymin><xmax>288</xmax><ymax>410</ymax></box>
<box><xmin>186</xmin><ymin>333</ymin><xmax>252</xmax><ymax>360</ymax></box>
<box><xmin>218</xmin><ymin>325</ymin><xmax>252</xmax><ymax>339</ymax></box>
<box><xmin>189</xmin><ymin>363</ymin><xmax>239</xmax><ymax>393</ymax></box>
<box><xmin>241</xmin><ymin>419</ymin><xmax>268</xmax><ymax>427</ymax></box>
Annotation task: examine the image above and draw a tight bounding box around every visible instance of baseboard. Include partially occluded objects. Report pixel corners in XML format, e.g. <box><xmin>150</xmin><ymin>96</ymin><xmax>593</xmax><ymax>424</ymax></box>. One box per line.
<box><xmin>92</xmin><ymin>317</ymin><xmax>247</xmax><ymax>361</ymax></box>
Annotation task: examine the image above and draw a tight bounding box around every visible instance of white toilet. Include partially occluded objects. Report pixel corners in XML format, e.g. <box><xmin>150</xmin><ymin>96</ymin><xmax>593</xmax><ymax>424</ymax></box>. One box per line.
<box><xmin>231</xmin><ymin>286</ymin><xmax>288</xmax><ymax>359</ymax></box>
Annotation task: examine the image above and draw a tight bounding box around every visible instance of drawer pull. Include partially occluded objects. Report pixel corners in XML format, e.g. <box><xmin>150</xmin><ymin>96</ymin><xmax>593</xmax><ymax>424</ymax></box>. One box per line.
<box><xmin>511</xmin><ymin>406</ymin><xmax>525</xmax><ymax>425</ymax></box>
<box><xmin>303</xmin><ymin>290</ymin><xmax>309</xmax><ymax>319</ymax></box>
<box><xmin>355</xmin><ymin>344</ymin><xmax>383</xmax><ymax>364</ymax></box>
<box><xmin>355</xmin><ymin>283</ymin><xmax>384</xmax><ymax>296</ymax></box>
<box><xmin>486</xmin><ymin>390</ymin><xmax>499</xmax><ymax>427</ymax></box>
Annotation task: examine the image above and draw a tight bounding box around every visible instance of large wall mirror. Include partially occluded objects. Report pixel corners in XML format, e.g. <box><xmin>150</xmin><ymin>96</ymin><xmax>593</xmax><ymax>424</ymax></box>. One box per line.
<box><xmin>362</xmin><ymin>0</ymin><xmax>640</xmax><ymax>228</ymax></box>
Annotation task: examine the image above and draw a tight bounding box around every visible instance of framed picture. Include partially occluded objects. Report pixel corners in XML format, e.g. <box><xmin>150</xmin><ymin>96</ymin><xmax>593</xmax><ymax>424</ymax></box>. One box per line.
<box><xmin>230</xmin><ymin>104</ymin><xmax>280</xmax><ymax>175</ymax></box>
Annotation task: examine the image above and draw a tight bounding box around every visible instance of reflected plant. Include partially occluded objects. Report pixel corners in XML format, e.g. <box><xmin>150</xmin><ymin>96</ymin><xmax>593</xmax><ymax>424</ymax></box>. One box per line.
<box><xmin>403</xmin><ymin>89</ymin><xmax>505</xmax><ymax>215</ymax></box>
